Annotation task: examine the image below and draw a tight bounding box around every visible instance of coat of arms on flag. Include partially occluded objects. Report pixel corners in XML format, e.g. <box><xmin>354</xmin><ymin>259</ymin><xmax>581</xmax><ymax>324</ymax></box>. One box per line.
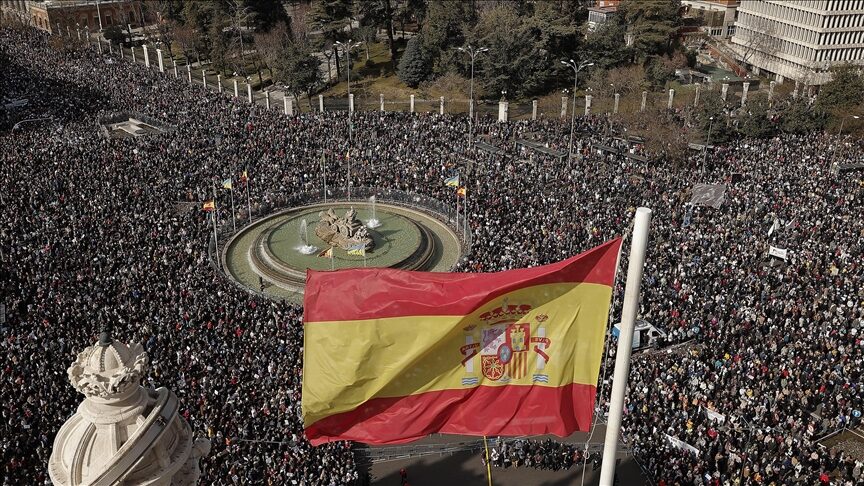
<box><xmin>460</xmin><ymin>305</ymin><xmax>552</xmax><ymax>383</ymax></box>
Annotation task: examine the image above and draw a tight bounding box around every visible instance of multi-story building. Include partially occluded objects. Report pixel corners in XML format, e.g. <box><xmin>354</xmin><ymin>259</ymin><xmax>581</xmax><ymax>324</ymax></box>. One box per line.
<box><xmin>587</xmin><ymin>0</ymin><xmax>620</xmax><ymax>32</ymax></box>
<box><xmin>1</xmin><ymin>0</ymin><xmax>142</xmax><ymax>34</ymax></box>
<box><xmin>731</xmin><ymin>0</ymin><xmax>864</xmax><ymax>85</ymax></box>
<box><xmin>681</xmin><ymin>0</ymin><xmax>740</xmax><ymax>38</ymax></box>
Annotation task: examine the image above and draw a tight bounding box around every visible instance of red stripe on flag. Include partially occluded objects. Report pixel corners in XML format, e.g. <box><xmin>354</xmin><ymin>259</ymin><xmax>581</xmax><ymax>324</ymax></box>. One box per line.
<box><xmin>305</xmin><ymin>383</ymin><xmax>597</xmax><ymax>445</ymax></box>
<box><xmin>306</xmin><ymin>238</ymin><xmax>621</xmax><ymax>322</ymax></box>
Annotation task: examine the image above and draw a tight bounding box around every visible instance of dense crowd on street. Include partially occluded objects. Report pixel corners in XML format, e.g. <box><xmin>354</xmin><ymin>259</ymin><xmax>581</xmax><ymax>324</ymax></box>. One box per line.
<box><xmin>2</xmin><ymin>27</ymin><xmax>863</xmax><ymax>486</ymax></box>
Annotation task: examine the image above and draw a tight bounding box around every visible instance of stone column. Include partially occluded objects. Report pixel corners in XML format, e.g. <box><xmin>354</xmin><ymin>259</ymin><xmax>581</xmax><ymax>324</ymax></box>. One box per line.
<box><xmin>439</xmin><ymin>96</ymin><xmax>445</xmax><ymax>115</ymax></box>
<box><xmin>380</xmin><ymin>94</ymin><xmax>385</xmax><ymax>111</ymax></box>
<box><xmin>498</xmin><ymin>101</ymin><xmax>509</xmax><ymax>122</ymax></box>
<box><xmin>561</xmin><ymin>96</ymin><xmax>567</xmax><ymax>118</ymax></box>
<box><xmin>173</xmin><ymin>61</ymin><xmax>177</xmax><ymax>78</ymax></box>
<box><xmin>217</xmin><ymin>74</ymin><xmax>222</xmax><ymax>93</ymax></box>
<box><xmin>77</xmin><ymin>28</ymin><xmax>81</xmax><ymax>40</ymax></box>
<box><xmin>265</xmin><ymin>91</ymin><xmax>271</xmax><ymax>110</ymax></box>
<box><xmin>694</xmin><ymin>84</ymin><xmax>700</xmax><ymax>107</ymax></box>
<box><xmin>410</xmin><ymin>94</ymin><xmax>415</xmax><ymax>113</ymax></box>
<box><xmin>349</xmin><ymin>93</ymin><xmax>354</xmax><ymax>112</ymax></box>
<box><xmin>156</xmin><ymin>49</ymin><xmax>164</xmax><ymax>73</ymax></box>
<box><xmin>613</xmin><ymin>93</ymin><xmax>620</xmax><ymax>114</ymax></box>
<box><xmin>131</xmin><ymin>46</ymin><xmax>136</xmax><ymax>62</ymax></box>
<box><xmin>667</xmin><ymin>88</ymin><xmax>675</xmax><ymax>110</ymax></box>
<box><xmin>97</xmin><ymin>39</ymin><xmax>102</xmax><ymax>54</ymax></box>
<box><xmin>741</xmin><ymin>82</ymin><xmax>750</xmax><ymax>106</ymax></box>
<box><xmin>768</xmin><ymin>81</ymin><xmax>776</xmax><ymax>104</ymax></box>
<box><xmin>721</xmin><ymin>83</ymin><xmax>729</xmax><ymax>101</ymax></box>
<box><xmin>284</xmin><ymin>95</ymin><xmax>293</xmax><ymax>115</ymax></box>
<box><xmin>532</xmin><ymin>99</ymin><xmax>538</xmax><ymax>120</ymax></box>
<box><xmin>143</xmin><ymin>44</ymin><xmax>149</xmax><ymax>67</ymax></box>
<box><xmin>319</xmin><ymin>94</ymin><xmax>324</xmax><ymax>112</ymax></box>
<box><xmin>233</xmin><ymin>80</ymin><xmax>239</xmax><ymax>98</ymax></box>
<box><xmin>584</xmin><ymin>95</ymin><xmax>592</xmax><ymax>116</ymax></box>
<box><xmin>247</xmin><ymin>83</ymin><xmax>252</xmax><ymax>103</ymax></box>
<box><xmin>186</xmin><ymin>65</ymin><xmax>191</xmax><ymax>84</ymax></box>
<box><xmin>640</xmin><ymin>91</ymin><xmax>647</xmax><ymax>112</ymax></box>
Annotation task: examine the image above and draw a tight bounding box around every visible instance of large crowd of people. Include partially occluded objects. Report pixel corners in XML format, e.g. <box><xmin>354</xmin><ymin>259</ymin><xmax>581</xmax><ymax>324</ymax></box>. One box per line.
<box><xmin>1</xmin><ymin>26</ymin><xmax>863</xmax><ymax>486</ymax></box>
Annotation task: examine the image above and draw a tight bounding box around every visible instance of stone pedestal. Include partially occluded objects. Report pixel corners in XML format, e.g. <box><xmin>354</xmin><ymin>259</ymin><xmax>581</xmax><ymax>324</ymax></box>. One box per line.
<box><xmin>285</xmin><ymin>95</ymin><xmax>294</xmax><ymax>115</ymax></box>
<box><xmin>741</xmin><ymin>82</ymin><xmax>750</xmax><ymax>106</ymax></box>
<box><xmin>380</xmin><ymin>94</ymin><xmax>385</xmax><ymax>111</ymax></box>
<box><xmin>319</xmin><ymin>94</ymin><xmax>324</xmax><ymax>112</ymax></box>
<box><xmin>143</xmin><ymin>44</ymin><xmax>149</xmax><ymax>67</ymax></box>
<box><xmin>439</xmin><ymin>96</ymin><xmax>445</xmax><ymax>115</ymax></box>
<box><xmin>498</xmin><ymin>101</ymin><xmax>509</xmax><ymax>122</ymax></box>
<box><xmin>156</xmin><ymin>48</ymin><xmax>164</xmax><ymax>72</ymax></box>
<box><xmin>667</xmin><ymin>89</ymin><xmax>675</xmax><ymax>109</ymax></box>
<box><xmin>131</xmin><ymin>46</ymin><xmax>136</xmax><ymax>62</ymax></box>
<box><xmin>217</xmin><ymin>74</ymin><xmax>222</xmax><ymax>93</ymax></box>
<box><xmin>584</xmin><ymin>95</ymin><xmax>592</xmax><ymax>116</ymax></box>
<box><xmin>265</xmin><ymin>91</ymin><xmax>271</xmax><ymax>109</ymax></box>
<box><xmin>202</xmin><ymin>70</ymin><xmax>207</xmax><ymax>89</ymax></box>
<box><xmin>768</xmin><ymin>81</ymin><xmax>775</xmax><ymax>104</ymax></box>
<box><xmin>613</xmin><ymin>93</ymin><xmax>620</xmax><ymax>114</ymax></box>
<box><xmin>410</xmin><ymin>94</ymin><xmax>415</xmax><ymax>113</ymax></box>
<box><xmin>640</xmin><ymin>91</ymin><xmax>647</xmax><ymax>112</ymax></box>
<box><xmin>694</xmin><ymin>84</ymin><xmax>700</xmax><ymax>107</ymax></box>
<box><xmin>186</xmin><ymin>65</ymin><xmax>191</xmax><ymax>84</ymax></box>
<box><xmin>233</xmin><ymin>80</ymin><xmax>239</xmax><ymax>98</ymax></box>
<box><xmin>532</xmin><ymin>99</ymin><xmax>538</xmax><ymax>120</ymax></box>
<box><xmin>349</xmin><ymin>93</ymin><xmax>354</xmax><ymax>112</ymax></box>
<box><xmin>721</xmin><ymin>83</ymin><xmax>729</xmax><ymax>101</ymax></box>
<box><xmin>561</xmin><ymin>96</ymin><xmax>567</xmax><ymax>118</ymax></box>
<box><xmin>247</xmin><ymin>83</ymin><xmax>253</xmax><ymax>103</ymax></box>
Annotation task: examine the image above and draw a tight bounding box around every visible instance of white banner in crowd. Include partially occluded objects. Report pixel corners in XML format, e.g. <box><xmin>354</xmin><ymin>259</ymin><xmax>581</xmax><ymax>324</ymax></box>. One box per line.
<box><xmin>768</xmin><ymin>246</ymin><xmax>788</xmax><ymax>261</ymax></box>
<box><xmin>702</xmin><ymin>406</ymin><xmax>726</xmax><ymax>424</ymax></box>
<box><xmin>665</xmin><ymin>434</ymin><xmax>700</xmax><ymax>455</ymax></box>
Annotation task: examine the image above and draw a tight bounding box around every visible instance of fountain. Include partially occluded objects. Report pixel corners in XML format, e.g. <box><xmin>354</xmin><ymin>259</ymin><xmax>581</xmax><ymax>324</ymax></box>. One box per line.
<box><xmin>366</xmin><ymin>195</ymin><xmax>382</xmax><ymax>228</ymax></box>
<box><xmin>297</xmin><ymin>219</ymin><xmax>318</xmax><ymax>254</ymax></box>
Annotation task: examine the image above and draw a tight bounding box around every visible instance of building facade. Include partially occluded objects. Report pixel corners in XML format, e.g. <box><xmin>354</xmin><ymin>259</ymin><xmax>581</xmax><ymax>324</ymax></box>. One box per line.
<box><xmin>587</xmin><ymin>0</ymin><xmax>620</xmax><ymax>32</ymax></box>
<box><xmin>731</xmin><ymin>0</ymin><xmax>864</xmax><ymax>85</ymax></box>
<box><xmin>681</xmin><ymin>0</ymin><xmax>740</xmax><ymax>38</ymax></box>
<box><xmin>1</xmin><ymin>0</ymin><xmax>142</xmax><ymax>34</ymax></box>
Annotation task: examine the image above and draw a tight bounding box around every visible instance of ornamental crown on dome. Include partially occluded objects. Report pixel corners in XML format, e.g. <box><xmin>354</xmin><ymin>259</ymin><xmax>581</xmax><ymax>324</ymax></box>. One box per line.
<box><xmin>67</xmin><ymin>335</ymin><xmax>149</xmax><ymax>399</ymax></box>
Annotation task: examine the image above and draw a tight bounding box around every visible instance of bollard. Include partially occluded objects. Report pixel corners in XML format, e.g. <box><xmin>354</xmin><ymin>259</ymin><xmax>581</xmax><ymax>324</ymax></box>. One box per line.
<box><xmin>233</xmin><ymin>80</ymin><xmax>239</xmax><ymax>98</ymax></box>
<box><xmin>741</xmin><ymin>82</ymin><xmax>750</xmax><ymax>106</ymax></box>
<box><xmin>497</xmin><ymin>101</ymin><xmax>508</xmax><ymax>122</ymax></box>
<box><xmin>131</xmin><ymin>46</ymin><xmax>136</xmax><ymax>62</ymax></box>
<box><xmin>532</xmin><ymin>100</ymin><xmax>538</xmax><ymax>120</ymax></box>
<box><xmin>561</xmin><ymin>96</ymin><xmax>567</xmax><ymax>118</ymax></box>
<box><xmin>217</xmin><ymin>74</ymin><xmax>222</xmax><ymax>93</ymax></box>
<box><xmin>613</xmin><ymin>93</ymin><xmax>620</xmax><ymax>114</ymax></box>
<box><xmin>410</xmin><ymin>94</ymin><xmax>415</xmax><ymax>113</ymax></box>
<box><xmin>319</xmin><ymin>94</ymin><xmax>324</xmax><ymax>112</ymax></box>
<box><xmin>143</xmin><ymin>44</ymin><xmax>149</xmax><ymax>67</ymax></box>
<box><xmin>187</xmin><ymin>65</ymin><xmax>192</xmax><ymax>84</ymax></box>
<box><xmin>202</xmin><ymin>70</ymin><xmax>207</xmax><ymax>89</ymax></box>
<box><xmin>721</xmin><ymin>83</ymin><xmax>729</xmax><ymax>101</ymax></box>
<box><xmin>173</xmin><ymin>60</ymin><xmax>177</xmax><ymax>78</ymax></box>
<box><xmin>667</xmin><ymin>88</ymin><xmax>675</xmax><ymax>110</ymax></box>
<box><xmin>156</xmin><ymin>49</ymin><xmax>164</xmax><ymax>73</ymax></box>
<box><xmin>584</xmin><ymin>95</ymin><xmax>592</xmax><ymax>116</ymax></box>
<box><xmin>440</xmin><ymin>96</ymin><xmax>445</xmax><ymax>115</ymax></box>
<box><xmin>247</xmin><ymin>83</ymin><xmax>252</xmax><ymax>103</ymax></box>
<box><xmin>265</xmin><ymin>91</ymin><xmax>271</xmax><ymax>110</ymax></box>
<box><xmin>349</xmin><ymin>93</ymin><xmax>354</xmax><ymax>113</ymax></box>
<box><xmin>380</xmin><ymin>94</ymin><xmax>385</xmax><ymax>112</ymax></box>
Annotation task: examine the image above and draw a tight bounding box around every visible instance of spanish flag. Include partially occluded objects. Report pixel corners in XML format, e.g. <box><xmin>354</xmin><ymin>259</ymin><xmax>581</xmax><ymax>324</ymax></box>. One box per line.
<box><xmin>457</xmin><ymin>186</ymin><xmax>467</xmax><ymax>197</ymax></box>
<box><xmin>302</xmin><ymin>238</ymin><xmax>621</xmax><ymax>445</ymax></box>
<box><xmin>202</xmin><ymin>200</ymin><xmax>215</xmax><ymax>212</ymax></box>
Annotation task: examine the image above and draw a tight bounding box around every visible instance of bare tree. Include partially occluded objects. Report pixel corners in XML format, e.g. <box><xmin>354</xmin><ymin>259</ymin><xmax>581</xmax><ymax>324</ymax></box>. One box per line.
<box><xmin>737</xmin><ymin>16</ymin><xmax>781</xmax><ymax>67</ymax></box>
<box><xmin>227</xmin><ymin>0</ymin><xmax>255</xmax><ymax>76</ymax></box>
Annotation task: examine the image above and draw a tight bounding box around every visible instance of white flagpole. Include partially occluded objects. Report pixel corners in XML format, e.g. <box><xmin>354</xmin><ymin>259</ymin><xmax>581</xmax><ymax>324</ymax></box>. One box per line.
<box><xmin>599</xmin><ymin>207</ymin><xmax>652</xmax><ymax>486</ymax></box>
<box><xmin>229</xmin><ymin>181</ymin><xmax>236</xmax><ymax>233</ymax></box>
<box><xmin>245</xmin><ymin>168</ymin><xmax>253</xmax><ymax>223</ymax></box>
<box><xmin>330</xmin><ymin>248</ymin><xmax>335</xmax><ymax>270</ymax></box>
<box><xmin>322</xmin><ymin>153</ymin><xmax>327</xmax><ymax>203</ymax></box>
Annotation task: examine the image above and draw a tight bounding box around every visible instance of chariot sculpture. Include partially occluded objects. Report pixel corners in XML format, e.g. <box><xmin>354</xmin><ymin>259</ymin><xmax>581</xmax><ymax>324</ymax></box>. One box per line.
<box><xmin>315</xmin><ymin>208</ymin><xmax>375</xmax><ymax>251</ymax></box>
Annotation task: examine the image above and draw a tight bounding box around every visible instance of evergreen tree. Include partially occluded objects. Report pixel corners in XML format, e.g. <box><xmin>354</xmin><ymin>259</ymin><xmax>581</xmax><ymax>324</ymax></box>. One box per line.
<box><xmin>619</xmin><ymin>0</ymin><xmax>682</xmax><ymax>59</ymax></box>
<box><xmin>397</xmin><ymin>36</ymin><xmax>429</xmax><ymax>88</ymax></box>
<box><xmin>420</xmin><ymin>1</ymin><xmax>469</xmax><ymax>75</ymax></box>
<box><xmin>737</xmin><ymin>94</ymin><xmax>777</xmax><ymax>139</ymax></box>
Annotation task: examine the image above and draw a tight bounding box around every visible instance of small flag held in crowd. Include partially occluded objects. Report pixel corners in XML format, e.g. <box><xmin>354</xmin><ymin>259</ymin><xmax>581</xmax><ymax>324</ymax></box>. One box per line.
<box><xmin>240</xmin><ymin>170</ymin><xmax>248</xmax><ymax>184</ymax></box>
<box><xmin>202</xmin><ymin>200</ymin><xmax>216</xmax><ymax>212</ymax></box>
<box><xmin>222</xmin><ymin>178</ymin><xmax>233</xmax><ymax>190</ymax></box>
<box><xmin>444</xmin><ymin>174</ymin><xmax>459</xmax><ymax>187</ymax></box>
<box><xmin>457</xmin><ymin>187</ymin><xmax>467</xmax><ymax>197</ymax></box>
<box><xmin>347</xmin><ymin>243</ymin><xmax>366</xmax><ymax>256</ymax></box>
<box><xmin>318</xmin><ymin>247</ymin><xmax>333</xmax><ymax>258</ymax></box>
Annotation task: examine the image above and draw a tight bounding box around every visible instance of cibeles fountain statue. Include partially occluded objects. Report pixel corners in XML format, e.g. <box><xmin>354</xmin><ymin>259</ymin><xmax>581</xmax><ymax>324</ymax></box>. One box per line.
<box><xmin>49</xmin><ymin>329</ymin><xmax>210</xmax><ymax>486</ymax></box>
<box><xmin>315</xmin><ymin>208</ymin><xmax>374</xmax><ymax>251</ymax></box>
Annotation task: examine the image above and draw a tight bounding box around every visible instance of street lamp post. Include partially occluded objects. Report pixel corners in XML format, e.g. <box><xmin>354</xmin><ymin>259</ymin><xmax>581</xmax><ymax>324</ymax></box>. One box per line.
<box><xmin>335</xmin><ymin>39</ymin><xmax>363</xmax><ymax>201</ymax></box>
<box><xmin>456</xmin><ymin>45</ymin><xmax>488</xmax><ymax>156</ymax></box>
<box><xmin>830</xmin><ymin>114</ymin><xmax>860</xmax><ymax>172</ymax></box>
<box><xmin>702</xmin><ymin>116</ymin><xmax>714</xmax><ymax>178</ymax></box>
<box><xmin>561</xmin><ymin>59</ymin><xmax>594</xmax><ymax>168</ymax></box>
